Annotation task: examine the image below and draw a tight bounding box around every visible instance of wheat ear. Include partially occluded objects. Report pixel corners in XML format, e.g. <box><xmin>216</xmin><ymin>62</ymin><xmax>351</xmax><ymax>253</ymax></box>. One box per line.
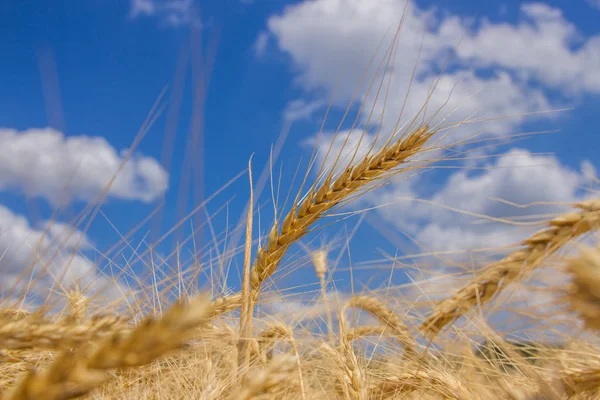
<box><xmin>236</xmin><ymin>354</ymin><xmax>297</xmax><ymax>400</ymax></box>
<box><xmin>4</xmin><ymin>295</ymin><xmax>212</xmax><ymax>400</ymax></box>
<box><xmin>250</xmin><ymin>126</ymin><xmax>436</xmax><ymax>297</ymax></box>
<box><xmin>0</xmin><ymin>314</ymin><xmax>129</xmax><ymax>351</ymax></box>
<box><xmin>208</xmin><ymin>126</ymin><xmax>436</xmax><ymax>318</ymax></box>
<box><xmin>344</xmin><ymin>296</ymin><xmax>416</xmax><ymax>358</ymax></box>
<box><xmin>319</xmin><ymin>342</ymin><xmax>367</xmax><ymax>400</ymax></box>
<box><xmin>563</xmin><ymin>243</ymin><xmax>600</xmax><ymax>331</ymax></box>
<box><xmin>421</xmin><ymin>199</ymin><xmax>600</xmax><ymax>338</ymax></box>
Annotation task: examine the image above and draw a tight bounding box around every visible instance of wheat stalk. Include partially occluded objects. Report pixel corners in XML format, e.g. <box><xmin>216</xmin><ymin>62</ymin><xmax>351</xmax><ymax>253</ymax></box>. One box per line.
<box><xmin>421</xmin><ymin>199</ymin><xmax>600</xmax><ymax>338</ymax></box>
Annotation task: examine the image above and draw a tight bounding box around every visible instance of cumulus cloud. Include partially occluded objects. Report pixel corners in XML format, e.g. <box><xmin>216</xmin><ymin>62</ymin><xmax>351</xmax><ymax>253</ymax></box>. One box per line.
<box><xmin>0</xmin><ymin>205</ymin><xmax>129</xmax><ymax>308</ymax></box>
<box><xmin>441</xmin><ymin>3</ymin><xmax>600</xmax><ymax>94</ymax></box>
<box><xmin>370</xmin><ymin>149</ymin><xmax>593</xmax><ymax>257</ymax></box>
<box><xmin>129</xmin><ymin>0</ymin><xmax>200</xmax><ymax>27</ymax></box>
<box><xmin>0</xmin><ymin>127</ymin><xmax>168</xmax><ymax>205</ymax></box>
<box><xmin>267</xmin><ymin>1</ymin><xmax>586</xmax><ymax>139</ymax></box>
<box><xmin>264</xmin><ymin>0</ymin><xmax>599</xmax><ymax>253</ymax></box>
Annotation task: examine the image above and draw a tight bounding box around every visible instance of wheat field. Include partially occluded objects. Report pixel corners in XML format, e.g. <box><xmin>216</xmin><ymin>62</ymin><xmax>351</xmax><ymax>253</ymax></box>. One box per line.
<box><xmin>1</xmin><ymin>9</ymin><xmax>600</xmax><ymax>400</ymax></box>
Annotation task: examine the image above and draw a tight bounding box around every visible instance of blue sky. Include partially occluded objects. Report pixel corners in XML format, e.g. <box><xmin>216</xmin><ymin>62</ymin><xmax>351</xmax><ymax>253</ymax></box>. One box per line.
<box><xmin>0</xmin><ymin>0</ymin><xmax>599</xmax><ymax>312</ymax></box>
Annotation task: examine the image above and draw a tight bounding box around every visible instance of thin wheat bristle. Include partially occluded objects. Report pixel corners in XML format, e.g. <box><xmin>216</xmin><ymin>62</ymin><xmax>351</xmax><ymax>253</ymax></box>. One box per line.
<box><xmin>421</xmin><ymin>199</ymin><xmax>600</xmax><ymax>338</ymax></box>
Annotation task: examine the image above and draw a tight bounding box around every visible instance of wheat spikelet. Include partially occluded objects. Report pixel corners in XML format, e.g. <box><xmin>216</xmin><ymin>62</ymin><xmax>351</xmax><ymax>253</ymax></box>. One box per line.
<box><xmin>3</xmin><ymin>294</ymin><xmax>212</xmax><ymax>400</ymax></box>
<box><xmin>564</xmin><ymin>243</ymin><xmax>600</xmax><ymax>331</ymax></box>
<box><xmin>421</xmin><ymin>199</ymin><xmax>600</xmax><ymax>338</ymax></box>
<box><xmin>344</xmin><ymin>296</ymin><xmax>416</xmax><ymax>358</ymax></box>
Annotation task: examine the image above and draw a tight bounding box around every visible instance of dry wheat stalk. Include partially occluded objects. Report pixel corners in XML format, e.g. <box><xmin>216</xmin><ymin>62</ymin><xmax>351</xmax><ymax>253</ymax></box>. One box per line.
<box><xmin>3</xmin><ymin>294</ymin><xmax>212</xmax><ymax>400</ymax></box>
<box><xmin>421</xmin><ymin>199</ymin><xmax>600</xmax><ymax>339</ymax></box>
<box><xmin>344</xmin><ymin>296</ymin><xmax>416</xmax><ymax>358</ymax></box>
<box><xmin>238</xmin><ymin>158</ymin><xmax>255</xmax><ymax>371</ymax></box>
<box><xmin>564</xmin><ymin>243</ymin><xmax>600</xmax><ymax>331</ymax></box>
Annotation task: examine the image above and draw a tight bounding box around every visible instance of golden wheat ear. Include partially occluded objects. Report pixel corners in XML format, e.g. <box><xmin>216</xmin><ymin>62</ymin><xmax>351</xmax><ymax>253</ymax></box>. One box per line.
<box><xmin>421</xmin><ymin>199</ymin><xmax>600</xmax><ymax>339</ymax></box>
<box><xmin>343</xmin><ymin>295</ymin><xmax>416</xmax><ymax>358</ymax></box>
<box><xmin>563</xmin><ymin>243</ymin><xmax>600</xmax><ymax>332</ymax></box>
<box><xmin>209</xmin><ymin>125</ymin><xmax>438</xmax><ymax>319</ymax></box>
<box><xmin>3</xmin><ymin>294</ymin><xmax>213</xmax><ymax>400</ymax></box>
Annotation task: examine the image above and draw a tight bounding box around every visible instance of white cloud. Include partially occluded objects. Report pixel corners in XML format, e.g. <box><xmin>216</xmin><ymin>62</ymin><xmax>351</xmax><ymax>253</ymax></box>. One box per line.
<box><xmin>283</xmin><ymin>99</ymin><xmax>326</xmax><ymax>122</ymax></box>
<box><xmin>0</xmin><ymin>128</ymin><xmax>168</xmax><ymax>205</ymax></box>
<box><xmin>372</xmin><ymin>148</ymin><xmax>593</xmax><ymax>256</ymax></box>
<box><xmin>0</xmin><ymin>205</ymin><xmax>129</xmax><ymax>307</ymax></box>
<box><xmin>266</xmin><ymin>0</ymin><xmax>599</xmax><ymax>141</ymax></box>
<box><xmin>129</xmin><ymin>0</ymin><xmax>201</xmax><ymax>27</ymax></box>
<box><xmin>265</xmin><ymin>0</ymin><xmax>599</xmax><ymax>253</ymax></box>
<box><xmin>441</xmin><ymin>3</ymin><xmax>600</xmax><ymax>94</ymax></box>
